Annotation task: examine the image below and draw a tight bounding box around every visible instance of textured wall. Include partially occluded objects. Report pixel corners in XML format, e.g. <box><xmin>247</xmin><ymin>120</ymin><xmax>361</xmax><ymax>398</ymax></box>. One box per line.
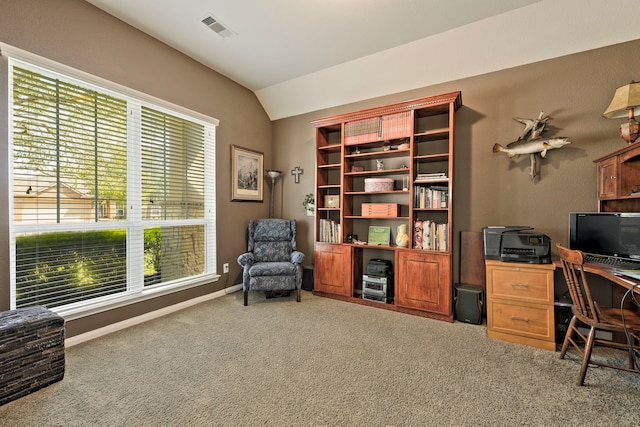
<box><xmin>272</xmin><ymin>39</ymin><xmax>640</xmax><ymax>281</ymax></box>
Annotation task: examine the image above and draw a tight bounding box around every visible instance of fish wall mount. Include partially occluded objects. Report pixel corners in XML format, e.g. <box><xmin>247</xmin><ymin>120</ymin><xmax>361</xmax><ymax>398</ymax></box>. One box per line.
<box><xmin>493</xmin><ymin>111</ymin><xmax>571</xmax><ymax>180</ymax></box>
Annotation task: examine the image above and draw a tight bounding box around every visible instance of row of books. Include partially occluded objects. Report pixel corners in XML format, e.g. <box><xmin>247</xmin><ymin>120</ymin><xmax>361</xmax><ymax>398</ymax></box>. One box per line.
<box><xmin>380</xmin><ymin>111</ymin><xmax>412</xmax><ymax>140</ymax></box>
<box><xmin>344</xmin><ymin>117</ymin><xmax>379</xmax><ymax>145</ymax></box>
<box><xmin>318</xmin><ymin>219</ymin><xmax>341</xmax><ymax>243</ymax></box>
<box><xmin>413</xmin><ymin>220</ymin><xmax>448</xmax><ymax>251</ymax></box>
<box><xmin>414</xmin><ymin>185</ymin><xmax>448</xmax><ymax>208</ymax></box>
<box><xmin>344</xmin><ymin>112</ymin><xmax>412</xmax><ymax>145</ymax></box>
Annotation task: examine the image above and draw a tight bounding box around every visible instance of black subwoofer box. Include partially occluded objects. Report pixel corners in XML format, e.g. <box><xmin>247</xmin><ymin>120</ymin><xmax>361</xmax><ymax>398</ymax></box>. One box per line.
<box><xmin>454</xmin><ymin>283</ymin><xmax>483</xmax><ymax>324</ymax></box>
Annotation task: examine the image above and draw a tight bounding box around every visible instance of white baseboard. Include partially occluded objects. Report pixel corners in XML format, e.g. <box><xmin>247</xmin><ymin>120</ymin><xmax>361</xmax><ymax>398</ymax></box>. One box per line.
<box><xmin>65</xmin><ymin>284</ymin><xmax>242</xmax><ymax>347</ymax></box>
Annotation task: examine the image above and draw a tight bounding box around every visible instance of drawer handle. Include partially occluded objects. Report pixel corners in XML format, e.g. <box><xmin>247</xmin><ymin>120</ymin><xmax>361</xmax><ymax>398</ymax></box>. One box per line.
<box><xmin>511</xmin><ymin>317</ymin><xmax>530</xmax><ymax>322</ymax></box>
<box><xmin>511</xmin><ymin>282</ymin><xmax>529</xmax><ymax>287</ymax></box>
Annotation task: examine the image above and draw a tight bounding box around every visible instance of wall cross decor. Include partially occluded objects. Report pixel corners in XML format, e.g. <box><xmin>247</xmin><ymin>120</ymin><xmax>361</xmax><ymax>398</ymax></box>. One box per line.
<box><xmin>291</xmin><ymin>166</ymin><xmax>303</xmax><ymax>184</ymax></box>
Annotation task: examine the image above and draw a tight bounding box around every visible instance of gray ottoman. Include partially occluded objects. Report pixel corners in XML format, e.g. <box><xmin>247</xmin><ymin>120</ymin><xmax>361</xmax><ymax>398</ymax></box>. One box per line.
<box><xmin>0</xmin><ymin>306</ymin><xmax>65</xmax><ymax>406</ymax></box>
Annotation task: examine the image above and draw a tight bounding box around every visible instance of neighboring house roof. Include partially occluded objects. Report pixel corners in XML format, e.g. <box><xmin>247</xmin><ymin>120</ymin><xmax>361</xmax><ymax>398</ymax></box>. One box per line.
<box><xmin>13</xmin><ymin>172</ymin><xmax>93</xmax><ymax>199</ymax></box>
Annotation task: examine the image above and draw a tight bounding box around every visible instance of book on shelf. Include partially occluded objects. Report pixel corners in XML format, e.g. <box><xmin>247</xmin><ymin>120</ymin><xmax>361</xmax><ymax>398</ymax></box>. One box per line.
<box><xmin>413</xmin><ymin>185</ymin><xmax>448</xmax><ymax>208</ymax></box>
<box><xmin>413</xmin><ymin>220</ymin><xmax>448</xmax><ymax>251</ymax></box>
<box><xmin>380</xmin><ymin>111</ymin><xmax>412</xmax><ymax>140</ymax></box>
<box><xmin>414</xmin><ymin>172</ymin><xmax>447</xmax><ymax>183</ymax></box>
<box><xmin>318</xmin><ymin>219</ymin><xmax>341</xmax><ymax>243</ymax></box>
<box><xmin>344</xmin><ymin>112</ymin><xmax>412</xmax><ymax>145</ymax></box>
<box><xmin>367</xmin><ymin>226</ymin><xmax>391</xmax><ymax>246</ymax></box>
<box><xmin>344</xmin><ymin>117</ymin><xmax>380</xmax><ymax>145</ymax></box>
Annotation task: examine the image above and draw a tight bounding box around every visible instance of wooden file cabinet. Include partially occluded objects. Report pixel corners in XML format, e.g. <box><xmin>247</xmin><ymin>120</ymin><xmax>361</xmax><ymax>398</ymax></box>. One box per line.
<box><xmin>485</xmin><ymin>260</ymin><xmax>555</xmax><ymax>351</ymax></box>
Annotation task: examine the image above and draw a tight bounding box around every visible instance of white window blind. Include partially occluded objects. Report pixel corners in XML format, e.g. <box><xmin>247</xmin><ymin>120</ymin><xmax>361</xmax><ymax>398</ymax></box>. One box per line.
<box><xmin>141</xmin><ymin>107</ymin><xmax>205</xmax><ymax>221</ymax></box>
<box><xmin>12</xmin><ymin>66</ymin><xmax>128</xmax><ymax>224</ymax></box>
<box><xmin>9</xmin><ymin>56</ymin><xmax>218</xmax><ymax>313</ymax></box>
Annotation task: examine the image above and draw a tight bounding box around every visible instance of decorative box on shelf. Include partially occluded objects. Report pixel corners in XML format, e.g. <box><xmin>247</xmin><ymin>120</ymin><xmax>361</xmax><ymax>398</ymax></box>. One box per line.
<box><xmin>324</xmin><ymin>195</ymin><xmax>340</xmax><ymax>208</ymax></box>
<box><xmin>362</xmin><ymin>203</ymin><xmax>399</xmax><ymax>217</ymax></box>
<box><xmin>364</xmin><ymin>178</ymin><xmax>394</xmax><ymax>192</ymax></box>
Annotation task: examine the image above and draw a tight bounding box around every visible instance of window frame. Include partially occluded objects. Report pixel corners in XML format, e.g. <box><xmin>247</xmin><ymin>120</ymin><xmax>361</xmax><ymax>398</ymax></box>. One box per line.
<box><xmin>5</xmin><ymin>46</ymin><xmax>219</xmax><ymax>320</ymax></box>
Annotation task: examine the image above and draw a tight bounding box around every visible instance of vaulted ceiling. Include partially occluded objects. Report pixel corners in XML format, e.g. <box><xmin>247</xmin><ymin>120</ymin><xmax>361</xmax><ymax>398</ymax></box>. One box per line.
<box><xmin>86</xmin><ymin>0</ymin><xmax>640</xmax><ymax>119</ymax></box>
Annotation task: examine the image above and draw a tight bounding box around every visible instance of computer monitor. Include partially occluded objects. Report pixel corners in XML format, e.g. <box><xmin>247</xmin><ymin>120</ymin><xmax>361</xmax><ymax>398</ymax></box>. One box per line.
<box><xmin>568</xmin><ymin>212</ymin><xmax>640</xmax><ymax>261</ymax></box>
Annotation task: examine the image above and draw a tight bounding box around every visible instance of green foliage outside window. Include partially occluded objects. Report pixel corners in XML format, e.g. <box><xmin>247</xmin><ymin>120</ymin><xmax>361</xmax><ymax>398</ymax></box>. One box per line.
<box><xmin>15</xmin><ymin>230</ymin><xmax>127</xmax><ymax>308</ymax></box>
<box><xmin>15</xmin><ymin>228</ymin><xmax>164</xmax><ymax>308</ymax></box>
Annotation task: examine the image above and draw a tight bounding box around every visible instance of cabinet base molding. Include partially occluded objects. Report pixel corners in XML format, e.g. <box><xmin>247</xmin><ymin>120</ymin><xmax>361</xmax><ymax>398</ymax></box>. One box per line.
<box><xmin>312</xmin><ymin>291</ymin><xmax>454</xmax><ymax>322</ymax></box>
<box><xmin>487</xmin><ymin>329</ymin><xmax>556</xmax><ymax>351</ymax></box>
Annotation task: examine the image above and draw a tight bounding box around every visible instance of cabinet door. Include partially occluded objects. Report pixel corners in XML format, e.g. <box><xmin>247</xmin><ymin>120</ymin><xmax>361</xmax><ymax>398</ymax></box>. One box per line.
<box><xmin>597</xmin><ymin>157</ymin><xmax>618</xmax><ymax>199</ymax></box>
<box><xmin>314</xmin><ymin>243</ymin><xmax>352</xmax><ymax>297</ymax></box>
<box><xmin>395</xmin><ymin>250</ymin><xmax>451</xmax><ymax>315</ymax></box>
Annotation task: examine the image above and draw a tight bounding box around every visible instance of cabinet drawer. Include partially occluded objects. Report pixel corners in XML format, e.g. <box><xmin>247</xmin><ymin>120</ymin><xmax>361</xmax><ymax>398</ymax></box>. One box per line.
<box><xmin>488</xmin><ymin>299</ymin><xmax>554</xmax><ymax>341</ymax></box>
<box><xmin>487</xmin><ymin>267</ymin><xmax>553</xmax><ymax>304</ymax></box>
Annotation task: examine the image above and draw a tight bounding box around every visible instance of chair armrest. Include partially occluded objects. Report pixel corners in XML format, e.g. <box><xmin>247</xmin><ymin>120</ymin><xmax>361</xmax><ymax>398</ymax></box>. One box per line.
<box><xmin>291</xmin><ymin>251</ymin><xmax>305</xmax><ymax>265</ymax></box>
<box><xmin>237</xmin><ymin>252</ymin><xmax>254</xmax><ymax>267</ymax></box>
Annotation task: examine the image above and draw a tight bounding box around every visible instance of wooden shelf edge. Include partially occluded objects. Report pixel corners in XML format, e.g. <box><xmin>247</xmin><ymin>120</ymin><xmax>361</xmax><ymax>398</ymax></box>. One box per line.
<box><xmin>345</xmin><ymin>190</ymin><xmax>408</xmax><ymax>195</ymax></box>
<box><xmin>344</xmin><ymin>216</ymin><xmax>410</xmax><ymax>220</ymax></box>
<box><xmin>345</xmin><ymin>148</ymin><xmax>410</xmax><ymax>158</ymax></box>
<box><xmin>414</xmin><ymin>128</ymin><xmax>450</xmax><ymax>138</ymax></box>
<box><xmin>414</xmin><ymin>154</ymin><xmax>450</xmax><ymax>161</ymax></box>
<box><xmin>318</xmin><ymin>144</ymin><xmax>341</xmax><ymax>151</ymax></box>
<box><xmin>344</xmin><ymin>168</ymin><xmax>409</xmax><ymax>176</ymax></box>
<box><xmin>311</xmin><ymin>91</ymin><xmax>461</xmax><ymax>128</ymax></box>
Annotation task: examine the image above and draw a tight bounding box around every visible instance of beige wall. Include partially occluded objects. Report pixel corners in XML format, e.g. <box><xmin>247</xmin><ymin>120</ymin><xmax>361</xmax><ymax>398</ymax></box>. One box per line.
<box><xmin>0</xmin><ymin>0</ymin><xmax>271</xmax><ymax>336</ymax></box>
<box><xmin>273</xmin><ymin>39</ymin><xmax>640</xmax><ymax>280</ymax></box>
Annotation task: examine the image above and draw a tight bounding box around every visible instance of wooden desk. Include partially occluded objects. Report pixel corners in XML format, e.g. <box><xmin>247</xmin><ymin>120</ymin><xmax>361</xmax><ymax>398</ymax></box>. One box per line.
<box><xmin>582</xmin><ymin>263</ymin><xmax>640</xmax><ymax>294</ymax></box>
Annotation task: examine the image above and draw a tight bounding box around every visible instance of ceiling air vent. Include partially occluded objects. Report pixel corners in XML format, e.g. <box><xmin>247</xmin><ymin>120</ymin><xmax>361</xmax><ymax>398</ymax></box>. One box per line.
<box><xmin>201</xmin><ymin>14</ymin><xmax>235</xmax><ymax>38</ymax></box>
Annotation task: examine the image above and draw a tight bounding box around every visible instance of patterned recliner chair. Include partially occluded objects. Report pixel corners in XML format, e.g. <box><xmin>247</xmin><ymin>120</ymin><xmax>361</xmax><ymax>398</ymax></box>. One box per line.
<box><xmin>237</xmin><ymin>219</ymin><xmax>305</xmax><ymax>306</ymax></box>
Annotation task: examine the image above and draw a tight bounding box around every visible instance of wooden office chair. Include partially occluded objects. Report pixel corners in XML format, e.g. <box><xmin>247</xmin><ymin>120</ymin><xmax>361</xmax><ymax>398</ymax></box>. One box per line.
<box><xmin>556</xmin><ymin>244</ymin><xmax>640</xmax><ymax>385</ymax></box>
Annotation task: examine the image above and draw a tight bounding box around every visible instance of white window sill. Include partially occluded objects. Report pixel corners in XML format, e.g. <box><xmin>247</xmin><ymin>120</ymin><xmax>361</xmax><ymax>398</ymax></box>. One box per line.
<box><xmin>53</xmin><ymin>274</ymin><xmax>222</xmax><ymax>321</ymax></box>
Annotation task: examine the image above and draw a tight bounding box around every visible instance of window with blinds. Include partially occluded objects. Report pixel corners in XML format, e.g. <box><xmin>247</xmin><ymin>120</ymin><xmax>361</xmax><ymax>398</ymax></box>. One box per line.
<box><xmin>141</xmin><ymin>107</ymin><xmax>205</xmax><ymax>221</ymax></box>
<box><xmin>12</xmin><ymin>67</ymin><xmax>128</xmax><ymax>224</ymax></box>
<box><xmin>9</xmin><ymin>58</ymin><xmax>217</xmax><ymax>313</ymax></box>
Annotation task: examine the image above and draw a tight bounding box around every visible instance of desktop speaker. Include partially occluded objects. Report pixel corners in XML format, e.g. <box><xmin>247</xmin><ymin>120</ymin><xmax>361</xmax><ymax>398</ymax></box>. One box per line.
<box><xmin>454</xmin><ymin>283</ymin><xmax>483</xmax><ymax>324</ymax></box>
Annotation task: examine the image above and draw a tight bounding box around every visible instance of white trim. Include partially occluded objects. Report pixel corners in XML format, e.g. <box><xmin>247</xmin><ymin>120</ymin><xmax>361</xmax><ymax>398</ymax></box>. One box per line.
<box><xmin>53</xmin><ymin>273</ymin><xmax>223</xmax><ymax>320</ymax></box>
<box><xmin>7</xmin><ymin>50</ymin><xmax>220</xmax><ymax>314</ymax></box>
<box><xmin>65</xmin><ymin>284</ymin><xmax>242</xmax><ymax>347</ymax></box>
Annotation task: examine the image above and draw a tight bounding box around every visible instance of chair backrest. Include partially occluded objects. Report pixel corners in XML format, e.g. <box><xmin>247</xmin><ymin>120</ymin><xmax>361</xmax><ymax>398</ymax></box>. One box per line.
<box><xmin>248</xmin><ymin>219</ymin><xmax>297</xmax><ymax>262</ymax></box>
<box><xmin>556</xmin><ymin>244</ymin><xmax>601</xmax><ymax>323</ymax></box>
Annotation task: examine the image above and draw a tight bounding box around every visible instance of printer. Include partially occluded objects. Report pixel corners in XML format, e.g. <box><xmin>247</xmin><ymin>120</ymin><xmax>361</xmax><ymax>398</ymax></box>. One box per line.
<box><xmin>482</xmin><ymin>226</ymin><xmax>551</xmax><ymax>264</ymax></box>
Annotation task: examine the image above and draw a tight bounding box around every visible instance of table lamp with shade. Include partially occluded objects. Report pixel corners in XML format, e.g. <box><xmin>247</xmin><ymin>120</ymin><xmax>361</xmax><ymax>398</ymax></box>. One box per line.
<box><xmin>603</xmin><ymin>81</ymin><xmax>640</xmax><ymax>144</ymax></box>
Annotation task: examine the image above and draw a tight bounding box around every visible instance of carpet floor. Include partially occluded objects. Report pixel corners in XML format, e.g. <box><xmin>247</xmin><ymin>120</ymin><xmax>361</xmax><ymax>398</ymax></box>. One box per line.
<box><xmin>1</xmin><ymin>290</ymin><xmax>639</xmax><ymax>426</ymax></box>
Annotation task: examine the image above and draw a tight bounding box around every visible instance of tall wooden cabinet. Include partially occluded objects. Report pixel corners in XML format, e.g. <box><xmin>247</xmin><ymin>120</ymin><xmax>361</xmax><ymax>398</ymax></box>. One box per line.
<box><xmin>594</xmin><ymin>143</ymin><xmax>640</xmax><ymax>212</ymax></box>
<box><xmin>311</xmin><ymin>92</ymin><xmax>462</xmax><ymax>321</ymax></box>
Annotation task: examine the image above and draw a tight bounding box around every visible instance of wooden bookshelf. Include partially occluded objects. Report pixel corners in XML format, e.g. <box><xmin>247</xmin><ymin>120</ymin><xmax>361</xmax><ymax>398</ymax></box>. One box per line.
<box><xmin>311</xmin><ymin>91</ymin><xmax>462</xmax><ymax>321</ymax></box>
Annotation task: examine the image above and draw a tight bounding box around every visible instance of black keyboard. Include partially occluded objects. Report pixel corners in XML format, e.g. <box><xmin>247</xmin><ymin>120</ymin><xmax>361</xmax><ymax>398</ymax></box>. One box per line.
<box><xmin>583</xmin><ymin>254</ymin><xmax>640</xmax><ymax>270</ymax></box>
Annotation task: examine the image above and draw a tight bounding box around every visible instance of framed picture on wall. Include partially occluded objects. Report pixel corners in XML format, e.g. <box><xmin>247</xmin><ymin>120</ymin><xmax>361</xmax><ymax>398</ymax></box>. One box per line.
<box><xmin>231</xmin><ymin>145</ymin><xmax>264</xmax><ymax>202</ymax></box>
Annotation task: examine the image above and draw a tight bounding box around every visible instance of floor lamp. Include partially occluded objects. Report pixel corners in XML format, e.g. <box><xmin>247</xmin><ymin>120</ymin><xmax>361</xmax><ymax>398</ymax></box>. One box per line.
<box><xmin>266</xmin><ymin>170</ymin><xmax>282</xmax><ymax>218</ymax></box>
